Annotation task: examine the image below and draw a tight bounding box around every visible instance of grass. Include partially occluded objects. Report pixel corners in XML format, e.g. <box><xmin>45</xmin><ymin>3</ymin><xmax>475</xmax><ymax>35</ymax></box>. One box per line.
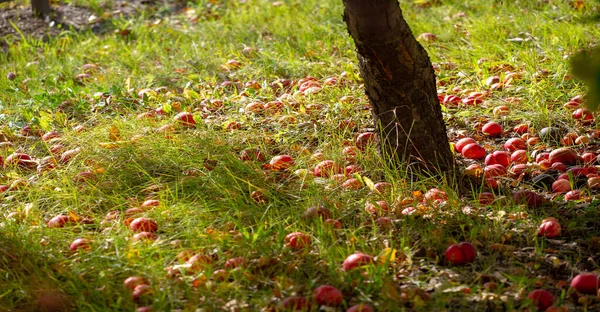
<box><xmin>1</xmin><ymin>0</ymin><xmax>600</xmax><ymax>311</ymax></box>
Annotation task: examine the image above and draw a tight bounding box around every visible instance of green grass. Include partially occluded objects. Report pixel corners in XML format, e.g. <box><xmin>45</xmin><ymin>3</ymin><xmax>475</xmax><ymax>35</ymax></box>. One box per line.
<box><xmin>1</xmin><ymin>0</ymin><xmax>600</xmax><ymax>311</ymax></box>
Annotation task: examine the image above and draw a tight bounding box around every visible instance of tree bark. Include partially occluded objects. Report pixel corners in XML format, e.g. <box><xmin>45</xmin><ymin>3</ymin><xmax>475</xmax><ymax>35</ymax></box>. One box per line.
<box><xmin>343</xmin><ymin>0</ymin><xmax>453</xmax><ymax>173</ymax></box>
<box><xmin>31</xmin><ymin>0</ymin><xmax>50</xmax><ymax>17</ymax></box>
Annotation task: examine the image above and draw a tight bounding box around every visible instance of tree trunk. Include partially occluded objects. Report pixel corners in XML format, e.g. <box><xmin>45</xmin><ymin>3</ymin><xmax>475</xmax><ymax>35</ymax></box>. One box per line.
<box><xmin>31</xmin><ymin>0</ymin><xmax>50</xmax><ymax>17</ymax></box>
<box><xmin>342</xmin><ymin>0</ymin><xmax>453</xmax><ymax>173</ymax></box>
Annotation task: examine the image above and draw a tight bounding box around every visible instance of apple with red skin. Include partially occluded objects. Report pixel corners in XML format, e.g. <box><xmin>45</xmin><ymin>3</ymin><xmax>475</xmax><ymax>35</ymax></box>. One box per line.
<box><xmin>551</xmin><ymin>162</ymin><xmax>567</xmax><ymax>171</ymax></box>
<box><xmin>132</xmin><ymin>284</ymin><xmax>152</xmax><ymax>300</ymax></box>
<box><xmin>42</xmin><ymin>131</ymin><xmax>61</xmax><ymax>141</ymax></box>
<box><xmin>461</xmin><ymin>143</ymin><xmax>486</xmax><ymax>159</ymax></box>
<box><xmin>302</xmin><ymin>206</ymin><xmax>331</xmax><ymax>220</ymax></box>
<box><xmin>455</xmin><ymin>138</ymin><xmax>476</xmax><ymax>153</ymax></box>
<box><xmin>484</xmin><ymin>164</ymin><xmax>507</xmax><ymax>178</ymax></box>
<box><xmin>564</xmin><ymin>190</ymin><xmax>581</xmax><ymax>201</ymax></box>
<box><xmin>424</xmin><ymin>188</ymin><xmax>448</xmax><ymax>202</ymax></box>
<box><xmin>356</xmin><ymin>132</ymin><xmax>376</xmax><ymax>150</ymax></box>
<box><xmin>141</xmin><ymin>199</ymin><xmax>160</xmax><ymax>208</ymax></box>
<box><xmin>313</xmin><ymin>285</ymin><xmax>343</xmax><ymax>306</ymax></box>
<box><xmin>314</xmin><ymin>160</ymin><xmax>342</xmax><ymax>178</ymax></box>
<box><xmin>124</xmin><ymin>276</ymin><xmax>148</xmax><ymax>290</ymax></box>
<box><xmin>347</xmin><ymin>304</ymin><xmax>375</xmax><ymax>312</ymax></box>
<box><xmin>551</xmin><ymin>179</ymin><xmax>570</xmax><ymax>193</ymax></box>
<box><xmin>239</xmin><ymin>148</ymin><xmax>265</xmax><ymax>162</ymax></box>
<box><xmin>511</xmin><ymin>150</ymin><xmax>528</xmax><ymax>164</ymax></box>
<box><xmin>503</xmin><ymin>138</ymin><xmax>527</xmax><ymax>152</ymax></box>
<box><xmin>512</xmin><ymin>190</ymin><xmax>543</xmax><ymax>207</ymax></box>
<box><xmin>325</xmin><ymin>219</ymin><xmax>342</xmax><ymax>229</ymax></box>
<box><xmin>285</xmin><ymin>232</ymin><xmax>311</xmax><ymax>250</ymax></box>
<box><xmin>581</xmin><ymin>152</ymin><xmax>596</xmax><ymax>165</ymax></box>
<box><xmin>270</xmin><ymin>155</ymin><xmax>295</xmax><ymax>170</ymax></box>
<box><xmin>526</xmin><ymin>289</ymin><xmax>554</xmax><ymax>311</ymax></box>
<box><xmin>342</xmin><ymin>253</ymin><xmax>375</xmax><ymax>271</ymax></box>
<box><xmin>129</xmin><ymin>217</ymin><xmax>158</xmax><ymax>233</ymax></box>
<box><xmin>485</xmin><ymin>151</ymin><xmax>511</xmax><ymax>167</ymax></box>
<box><xmin>445</xmin><ymin>242</ymin><xmax>476</xmax><ymax>265</ymax></box>
<box><xmin>373</xmin><ymin>182</ymin><xmax>392</xmax><ymax>194</ymax></box>
<box><xmin>571</xmin><ymin>273</ymin><xmax>600</xmax><ymax>294</ymax></box>
<box><xmin>572</xmin><ymin>108</ymin><xmax>594</xmax><ymax>124</ymax></box>
<box><xmin>137</xmin><ymin>307</ymin><xmax>153</xmax><ymax>312</ymax></box>
<box><xmin>48</xmin><ymin>215</ymin><xmax>71</xmax><ymax>228</ymax></box>
<box><xmin>173</xmin><ymin>112</ymin><xmax>196</xmax><ymax>128</ymax></box>
<box><xmin>69</xmin><ymin>238</ymin><xmax>92</xmax><ymax>251</ymax></box>
<box><xmin>5</xmin><ymin>153</ymin><xmax>35</xmax><ymax>168</ymax></box>
<box><xmin>279</xmin><ymin>296</ymin><xmax>311</xmax><ymax>311</ymax></box>
<box><xmin>549</xmin><ymin>148</ymin><xmax>578</xmax><ymax>165</ymax></box>
<box><xmin>538</xmin><ymin>218</ymin><xmax>561</xmax><ymax>238</ymax></box>
<box><xmin>345</xmin><ymin>165</ymin><xmax>361</xmax><ymax>175</ymax></box>
<box><xmin>513</xmin><ymin>124</ymin><xmax>529</xmax><ymax>134</ymax></box>
<box><xmin>482</xmin><ymin>122</ymin><xmax>502</xmax><ymax>137</ymax></box>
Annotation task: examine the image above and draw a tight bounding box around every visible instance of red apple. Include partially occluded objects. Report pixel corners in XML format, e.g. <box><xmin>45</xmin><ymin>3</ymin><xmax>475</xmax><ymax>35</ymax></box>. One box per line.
<box><xmin>356</xmin><ymin>132</ymin><xmax>376</xmax><ymax>150</ymax></box>
<box><xmin>48</xmin><ymin>215</ymin><xmax>71</xmax><ymax>228</ymax></box>
<box><xmin>581</xmin><ymin>152</ymin><xmax>596</xmax><ymax>165</ymax></box>
<box><xmin>512</xmin><ymin>190</ymin><xmax>543</xmax><ymax>207</ymax></box>
<box><xmin>484</xmin><ymin>164</ymin><xmax>507</xmax><ymax>178</ymax></box>
<box><xmin>485</xmin><ymin>151</ymin><xmax>511</xmax><ymax>167</ymax></box>
<box><xmin>5</xmin><ymin>153</ymin><xmax>35</xmax><ymax>168</ymax></box>
<box><xmin>69</xmin><ymin>238</ymin><xmax>92</xmax><ymax>251</ymax></box>
<box><xmin>513</xmin><ymin>124</ymin><xmax>529</xmax><ymax>134</ymax></box>
<box><xmin>511</xmin><ymin>150</ymin><xmax>528</xmax><ymax>164</ymax></box>
<box><xmin>313</xmin><ymin>285</ymin><xmax>343</xmax><ymax>306</ymax></box>
<box><xmin>458</xmin><ymin>242</ymin><xmax>476</xmax><ymax>262</ymax></box>
<box><xmin>526</xmin><ymin>289</ymin><xmax>554</xmax><ymax>311</ymax></box>
<box><xmin>324</xmin><ymin>219</ymin><xmax>342</xmax><ymax>229</ymax></box>
<box><xmin>424</xmin><ymin>188</ymin><xmax>448</xmax><ymax>202</ymax></box>
<box><xmin>455</xmin><ymin>138</ymin><xmax>476</xmax><ymax>153</ymax></box>
<box><xmin>342</xmin><ymin>253</ymin><xmax>375</xmax><ymax>271</ymax></box>
<box><xmin>141</xmin><ymin>199</ymin><xmax>160</xmax><ymax>208</ymax></box>
<box><xmin>314</xmin><ymin>160</ymin><xmax>341</xmax><ymax>178</ymax></box>
<box><xmin>124</xmin><ymin>276</ymin><xmax>148</xmax><ymax>290</ymax></box>
<box><xmin>302</xmin><ymin>206</ymin><xmax>332</xmax><ymax>220</ymax></box>
<box><xmin>551</xmin><ymin>162</ymin><xmax>566</xmax><ymax>171</ymax></box>
<box><xmin>571</xmin><ymin>273</ymin><xmax>600</xmax><ymax>294</ymax></box>
<box><xmin>551</xmin><ymin>179</ymin><xmax>570</xmax><ymax>193</ymax></box>
<box><xmin>347</xmin><ymin>304</ymin><xmax>375</xmax><ymax>312</ymax></box>
<box><xmin>42</xmin><ymin>131</ymin><xmax>61</xmax><ymax>141</ymax></box>
<box><xmin>132</xmin><ymin>284</ymin><xmax>152</xmax><ymax>300</ymax></box>
<box><xmin>549</xmin><ymin>148</ymin><xmax>578</xmax><ymax>165</ymax></box>
<box><xmin>538</xmin><ymin>218</ymin><xmax>561</xmax><ymax>238</ymax></box>
<box><xmin>279</xmin><ymin>296</ymin><xmax>311</xmax><ymax>311</ymax></box>
<box><xmin>174</xmin><ymin>112</ymin><xmax>196</xmax><ymax>128</ymax></box>
<box><xmin>270</xmin><ymin>155</ymin><xmax>295</xmax><ymax>170</ymax></box>
<box><xmin>503</xmin><ymin>138</ymin><xmax>527</xmax><ymax>152</ymax></box>
<box><xmin>285</xmin><ymin>232</ymin><xmax>311</xmax><ymax>250</ymax></box>
<box><xmin>564</xmin><ymin>190</ymin><xmax>581</xmax><ymax>201</ymax></box>
<box><xmin>445</xmin><ymin>244</ymin><xmax>466</xmax><ymax>265</ymax></box>
<box><xmin>129</xmin><ymin>217</ymin><xmax>158</xmax><ymax>233</ymax></box>
<box><xmin>461</xmin><ymin>143</ymin><xmax>486</xmax><ymax>159</ymax></box>
<box><xmin>572</xmin><ymin>108</ymin><xmax>594</xmax><ymax>124</ymax></box>
<box><xmin>482</xmin><ymin>122</ymin><xmax>502</xmax><ymax>137</ymax></box>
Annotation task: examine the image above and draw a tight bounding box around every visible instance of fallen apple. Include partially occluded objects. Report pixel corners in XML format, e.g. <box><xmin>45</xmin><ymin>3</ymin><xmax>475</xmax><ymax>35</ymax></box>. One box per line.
<box><xmin>571</xmin><ymin>273</ymin><xmax>600</xmax><ymax>294</ymax></box>
<box><xmin>485</xmin><ymin>151</ymin><xmax>511</xmax><ymax>168</ymax></box>
<box><xmin>279</xmin><ymin>296</ymin><xmax>311</xmax><ymax>311</ymax></box>
<box><xmin>503</xmin><ymin>138</ymin><xmax>527</xmax><ymax>152</ymax></box>
<box><xmin>129</xmin><ymin>217</ymin><xmax>158</xmax><ymax>233</ymax></box>
<box><xmin>314</xmin><ymin>160</ymin><xmax>342</xmax><ymax>178</ymax></box>
<box><xmin>313</xmin><ymin>285</ymin><xmax>343</xmax><ymax>306</ymax></box>
<box><xmin>342</xmin><ymin>252</ymin><xmax>375</xmax><ymax>271</ymax></box>
<box><xmin>445</xmin><ymin>242</ymin><xmax>476</xmax><ymax>265</ymax></box>
<box><xmin>124</xmin><ymin>276</ymin><xmax>148</xmax><ymax>290</ymax></box>
<box><xmin>526</xmin><ymin>289</ymin><xmax>554</xmax><ymax>311</ymax></box>
<box><xmin>173</xmin><ymin>112</ymin><xmax>196</xmax><ymax>128</ymax></box>
<box><xmin>270</xmin><ymin>155</ymin><xmax>295</xmax><ymax>170</ymax></box>
<box><xmin>461</xmin><ymin>143</ymin><xmax>486</xmax><ymax>159</ymax></box>
<box><xmin>284</xmin><ymin>232</ymin><xmax>311</xmax><ymax>250</ymax></box>
<box><xmin>538</xmin><ymin>218</ymin><xmax>561</xmax><ymax>238</ymax></box>
<box><xmin>482</xmin><ymin>122</ymin><xmax>502</xmax><ymax>137</ymax></box>
<box><xmin>347</xmin><ymin>304</ymin><xmax>375</xmax><ymax>312</ymax></box>
<box><xmin>549</xmin><ymin>147</ymin><xmax>578</xmax><ymax>165</ymax></box>
<box><xmin>455</xmin><ymin>138</ymin><xmax>476</xmax><ymax>153</ymax></box>
<box><xmin>69</xmin><ymin>238</ymin><xmax>92</xmax><ymax>251</ymax></box>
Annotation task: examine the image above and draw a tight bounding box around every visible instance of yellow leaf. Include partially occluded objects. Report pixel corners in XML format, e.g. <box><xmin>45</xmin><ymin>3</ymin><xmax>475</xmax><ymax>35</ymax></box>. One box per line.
<box><xmin>68</xmin><ymin>211</ymin><xmax>81</xmax><ymax>223</ymax></box>
<box><xmin>378</xmin><ymin>248</ymin><xmax>397</xmax><ymax>264</ymax></box>
<box><xmin>363</xmin><ymin>176</ymin><xmax>376</xmax><ymax>192</ymax></box>
<box><xmin>109</xmin><ymin>125</ymin><xmax>121</xmax><ymax>141</ymax></box>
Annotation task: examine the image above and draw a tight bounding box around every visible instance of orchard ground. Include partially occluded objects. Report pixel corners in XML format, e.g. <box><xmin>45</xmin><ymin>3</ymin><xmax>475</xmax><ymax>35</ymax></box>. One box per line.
<box><xmin>1</xmin><ymin>0</ymin><xmax>600</xmax><ymax>311</ymax></box>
